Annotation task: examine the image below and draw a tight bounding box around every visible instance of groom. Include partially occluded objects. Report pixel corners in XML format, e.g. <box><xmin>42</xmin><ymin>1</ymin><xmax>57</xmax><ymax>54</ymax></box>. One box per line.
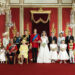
<box><xmin>30</xmin><ymin>29</ymin><xmax>41</xmax><ymax>63</ymax></box>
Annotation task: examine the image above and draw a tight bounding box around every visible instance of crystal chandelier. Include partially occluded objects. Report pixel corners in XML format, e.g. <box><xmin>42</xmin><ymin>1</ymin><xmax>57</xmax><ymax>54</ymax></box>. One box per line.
<box><xmin>0</xmin><ymin>0</ymin><xmax>6</xmax><ymax>15</ymax></box>
<box><xmin>5</xmin><ymin>10</ymin><xmax>14</xmax><ymax>28</ymax></box>
<box><xmin>0</xmin><ymin>0</ymin><xmax>13</xmax><ymax>28</ymax></box>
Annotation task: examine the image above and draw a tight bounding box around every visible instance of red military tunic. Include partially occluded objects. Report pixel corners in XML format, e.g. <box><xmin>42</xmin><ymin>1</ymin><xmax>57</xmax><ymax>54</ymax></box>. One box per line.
<box><xmin>6</xmin><ymin>43</ymin><xmax>18</xmax><ymax>53</ymax></box>
<box><xmin>74</xmin><ymin>43</ymin><xmax>75</xmax><ymax>49</ymax></box>
<box><xmin>30</xmin><ymin>34</ymin><xmax>41</xmax><ymax>48</ymax></box>
<box><xmin>68</xmin><ymin>43</ymin><xmax>75</xmax><ymax>50</ymax></box>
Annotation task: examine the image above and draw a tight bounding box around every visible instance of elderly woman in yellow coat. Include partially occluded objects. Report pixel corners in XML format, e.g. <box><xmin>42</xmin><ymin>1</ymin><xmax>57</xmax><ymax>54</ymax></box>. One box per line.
<box><xmin>18</xmin><ymin>40</ymin><xmax>28</xmax><ymax>64</ymax></box>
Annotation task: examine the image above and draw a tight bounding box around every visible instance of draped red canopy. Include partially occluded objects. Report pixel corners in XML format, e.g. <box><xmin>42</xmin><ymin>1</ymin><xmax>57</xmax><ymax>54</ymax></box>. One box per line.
<box><xmin>31</xmin><ymin>9</ymin><xmax>51</xmax><ymax>24</ymax></box>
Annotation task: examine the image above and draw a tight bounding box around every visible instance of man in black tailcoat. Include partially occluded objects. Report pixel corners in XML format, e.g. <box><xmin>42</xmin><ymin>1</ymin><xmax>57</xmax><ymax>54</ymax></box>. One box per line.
<box><xmin>49</xmin><ymin>32</ymin><xmax>57</xmax><ymax>45</ymax></box>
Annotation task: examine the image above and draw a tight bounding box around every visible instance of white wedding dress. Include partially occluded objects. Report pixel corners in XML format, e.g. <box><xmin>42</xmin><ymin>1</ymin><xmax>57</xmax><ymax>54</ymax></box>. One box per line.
<box><xmin>37</xmin><ymin>36</ymin><xmax>51</xmax><ymax>63</ymax></box>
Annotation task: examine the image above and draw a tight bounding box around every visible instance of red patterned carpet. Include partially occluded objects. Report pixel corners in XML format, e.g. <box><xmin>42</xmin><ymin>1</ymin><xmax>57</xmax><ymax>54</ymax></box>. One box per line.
<box><xmin>0</xmin><ymin>63</ymin><xmax>75</xmax><ymax>75</ymax></box>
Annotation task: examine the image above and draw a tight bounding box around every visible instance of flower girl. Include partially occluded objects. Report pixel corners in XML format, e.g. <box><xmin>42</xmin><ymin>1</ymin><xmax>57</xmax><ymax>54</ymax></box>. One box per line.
<box><xmin>58</xmin><ymin>40</ymin><xmax>69</xmax><ymax>64</ymax></box>
<box><xmin>50</xmin><ymin>40</ymin><xmax>58</xmax><ymax>63</ymax></box>
<box><xmin>37</xmin><ymin>31</ymin><xmax>51</xmax><ymax>63</ymax></box>
<box><xmin>0</xmin><ymin>46</ymin><xmax>6</xmax><ymax>63</ymax></box>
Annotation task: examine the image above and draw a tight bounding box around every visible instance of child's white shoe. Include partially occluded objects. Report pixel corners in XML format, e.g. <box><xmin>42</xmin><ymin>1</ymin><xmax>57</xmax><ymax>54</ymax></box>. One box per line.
<box><xmin>64</xmin><ymin>61</ymin><xmax>67</xmax><ymax>64</ymax></box>
<box><xmin>1</xmin><ymin>61</ymin><xmax>2</xmax><ymax>64</ymax></box>
<box><xmin>60</xmin><ymin>61</ymin><xmax>62</xmax><ymax>64</ymax></box>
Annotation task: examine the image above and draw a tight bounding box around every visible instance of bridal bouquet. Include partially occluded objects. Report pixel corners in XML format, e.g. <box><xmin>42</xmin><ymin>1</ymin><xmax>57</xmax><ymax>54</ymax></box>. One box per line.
<box><xmin>61</xmin><ymin>48</ymin><xmax>66</xmax><ymax>51</ymax></box>
<box><xmin>42</xmin><ymin>43</ymin><xmax>46</xmax><ymax>48</ymax></box>
<box><xmin>51</xmin><ymin>48</ymin><xmax>56</xmax><ymax>51</ymax></box>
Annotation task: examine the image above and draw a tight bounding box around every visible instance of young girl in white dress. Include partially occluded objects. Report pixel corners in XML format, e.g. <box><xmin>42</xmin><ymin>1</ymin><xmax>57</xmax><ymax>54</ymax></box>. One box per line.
<box><xmin>58</xmin><ymin>40</ymin><xmax>69</xmax><ymax>64</ymax></box>
<box><xmin>37</xmin><ymin>31</ymin><xmax>51</xmax><ymax>63</ymax></box>
<box><xmin>0</xmin><ymin>46</ymin><xmax>6</xmax><ymax>63</ymax></box>
<box><xmin>50</xmin><ymin>40</ymin><xmax>58</xmax><ymax>63</ymax></box>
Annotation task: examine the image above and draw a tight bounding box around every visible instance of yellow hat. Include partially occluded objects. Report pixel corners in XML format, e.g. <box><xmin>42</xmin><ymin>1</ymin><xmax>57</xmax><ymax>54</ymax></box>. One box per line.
<box><xmin>22</xmin><ymin>40</ymin><xmax>26</xmax><ymax>43</ymax></box>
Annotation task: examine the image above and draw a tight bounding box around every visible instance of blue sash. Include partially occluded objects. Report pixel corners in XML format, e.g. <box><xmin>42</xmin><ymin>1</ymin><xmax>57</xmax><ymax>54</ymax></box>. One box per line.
<box><xmin>32</xmin><ymin>34</ymin><xmax>38</xmax><ymax>41</ymax></box>
<box><xmin>9</xmin><ymin>45</ymin><xmax>14</xmax><ymax>51</ymax></box>
<box><xmin>16</xmin><ymin>37</ymin><xmax>20</xmax><ymax>43</ymax></box>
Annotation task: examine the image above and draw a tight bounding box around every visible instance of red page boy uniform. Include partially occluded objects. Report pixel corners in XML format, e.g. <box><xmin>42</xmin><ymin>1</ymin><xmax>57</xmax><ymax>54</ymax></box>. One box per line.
<box><xmin>6</xmin><ymin>43</ymin><xmax>18</xmax><ymax>64</ymax></box>
<box><xmin>68</xmin><ymin>42</ymin><xmax>75</xmax><ymax>63</ymax></box>
<box><xmin>30</xmin><ymin>34</ymin><xmax>41</xmax><ymax>63</ymax></box>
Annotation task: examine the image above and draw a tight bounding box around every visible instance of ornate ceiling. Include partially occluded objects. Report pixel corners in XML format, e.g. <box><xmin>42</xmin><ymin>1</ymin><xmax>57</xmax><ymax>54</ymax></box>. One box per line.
<box><xmin>0</xmin><ymin>0</ymin><xmax>75</xmax><ymax>7</ymax></box>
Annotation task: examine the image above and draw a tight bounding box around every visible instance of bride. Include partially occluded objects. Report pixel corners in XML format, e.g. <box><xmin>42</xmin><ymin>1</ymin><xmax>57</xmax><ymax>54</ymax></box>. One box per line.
<box><xmin>37</xmin><ymin>31</ymin><xmax>51</xmax><ymax>63</ymax></box>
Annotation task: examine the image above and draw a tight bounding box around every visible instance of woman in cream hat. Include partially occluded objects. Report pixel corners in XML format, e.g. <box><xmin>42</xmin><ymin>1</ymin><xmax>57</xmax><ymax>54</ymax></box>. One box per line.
<box><xmin>58</xmin><ymin>31</ymin><xmax>65</xmax><ymax>46</ymax></box>
<box><xmin>57</xmin><ymin>31</ymin><xmax>65</xmax><ymax>51</ymax></box>
<box><xmin>18</xmin><ymin>39</ymin><xmax>28</xmax><ymax>64</ymax></box>
<box><xmin>57</xmin><ymin>31</ymin><xmax>65</xmax><ymax>52</ymax></box>
<box><xmin>2</xmin><ymin>32</ymin><xmax>10</xmax><ymax>48</ymax></box>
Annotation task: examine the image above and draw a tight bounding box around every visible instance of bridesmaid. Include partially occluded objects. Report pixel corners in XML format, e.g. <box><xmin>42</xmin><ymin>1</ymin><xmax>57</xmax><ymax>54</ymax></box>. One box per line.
<box><xmin>50</xmin><ymin>40</ymin><xmax>58</xmax><ymax>63</ymax></box>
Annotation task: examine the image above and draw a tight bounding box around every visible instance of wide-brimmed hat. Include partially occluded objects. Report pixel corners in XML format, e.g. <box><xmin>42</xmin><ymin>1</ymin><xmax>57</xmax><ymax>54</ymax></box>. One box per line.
<box><xmin>3</xmin><ymin>32</ymin><xmax>9</xmax><ymax>36</ymax></box>
<box><xmin>59</xmin><ymin>31</ymin><xmax>64</xmax><ymax>34</ymax></box>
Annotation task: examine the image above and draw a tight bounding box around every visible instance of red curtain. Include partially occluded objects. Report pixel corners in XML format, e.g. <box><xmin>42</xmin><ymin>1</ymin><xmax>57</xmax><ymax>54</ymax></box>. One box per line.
<box><xmin>24</xmin><ymin>8</ymin><xmax>58</xmax><ymax>37</ymax></box>
<box><xmin>62</xmin><ymin>8</ymin><xmax>72</xmax><ymax>36</ymax></box>
<box><xmin>0</xmin><ymin>15</ymin><xmax>6</xmax><ymax>38</ymax></box>
<box><xmin>32</xmin><ymin>12</ymin><xmax>50</xmax><ymax>36</ymax></box>
<box><xmin>32</xmin><ymin>21</ymin><xmax>50</xmax><ymax>36</ymax></box>
<box><xmin>0</xmin><ymin>8</ymin><xmax>72</xmax><ymax>39</ymax></box>
<box><xmin>43</xmin><ymin>8</ymin><xmax>58</xmax><ymax>37</ymax></box>
<box><xmin>33</xmin><ymin>14</ymin><xmax>49</xmax><ymax>22</ymax></box>
<box><xmin>24</xmin><ymin>8</ymin><xmax>38</xmax><ymax>35</ymax></box>
<box><xmin>10</xmin><ymin>8</ymin><xmax>20</xmax><ymax>38</ymax></box>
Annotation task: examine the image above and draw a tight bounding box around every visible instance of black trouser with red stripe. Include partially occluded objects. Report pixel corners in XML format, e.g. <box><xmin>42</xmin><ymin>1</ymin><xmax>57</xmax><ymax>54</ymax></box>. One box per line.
<box><xmin>32</xmin><ymin>48</ymin><xmax>38</xmax><ymax>63</ymax></box>
<box><xmin>7</xmin><ymin>53</ymin><xmax>15</xmax><ymax>64</ymax></box>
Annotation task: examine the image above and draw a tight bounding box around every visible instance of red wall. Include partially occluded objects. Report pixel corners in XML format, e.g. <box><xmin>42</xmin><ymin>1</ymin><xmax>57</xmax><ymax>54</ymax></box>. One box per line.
<box><xmin>0</xmin><ymin>8</ymin><xmax>72</xmax><ymax>38</ymax></box>
<box><xmin>43</xmin><ymin>8</ymin><xmax>58</xmax><ymax>37</ymax></box>
<box><xmin>10</xmin><ymin>8</ymin><xmax>20</xmax><ymax>38</ymax></box>
<box><xmin>24</xmin><ymin>8</ymin><xmax>38</xmax><ymax>35</ymax></box>
<box><xmin>0</xmin><ymin>15</ymin><xmax>6</xmax><ymax>38</ymax></box>
<box><xmin>24</xmin><ymin>8</ymin><xmax>58</xmax><ymax>37</ymax></box>
<box><xmin>9</xmin><ymin>7</ymin><xmax>71</xmax><ymax>37</ymax></box>
<box><xmin>62</xmin><ymin>8</ymin><xmax>72</xmax><ymax>36</ymax></box>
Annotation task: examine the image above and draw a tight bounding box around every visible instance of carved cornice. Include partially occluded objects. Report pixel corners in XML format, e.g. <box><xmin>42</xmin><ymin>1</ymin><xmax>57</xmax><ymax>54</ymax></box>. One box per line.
<box><xmin>31</xmin><ymin>8</ymin><xmax>51</xmax><ymax>14</ymax></box>
<box><xmin>3</xmin><ymin>0</ymin><xmax>73</xmax><ymax>7</ymax></box>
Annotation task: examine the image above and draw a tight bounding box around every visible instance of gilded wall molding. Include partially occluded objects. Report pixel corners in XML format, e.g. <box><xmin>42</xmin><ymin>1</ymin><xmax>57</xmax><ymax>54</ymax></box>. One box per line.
<box><xmin>24</xmin><ymin>0</ymin><xmax>59</xmax><ymax>4</ymax></box>
<box><xmin>5</xmin><ymin>0</ymin><xmax>73</xmax><ymax>36</ymax></box>
<box><xmin>19</xmin><ymin>6</ymin><xmax>24</xmax><ymax>36</ymax></box>
<box><xmin>58</xmin><ymin>6</ymin><xmax>62</xmax><ymax>35</ymax></box>
<box><xmin>31</xmin><ymin>9</ymin><xmax>51</xmax><ymax>14</ymax></box>
<box><xmin>9</xmin><ymin>0</ymin><xmax>20</xmax><ymax>4</ymax></box>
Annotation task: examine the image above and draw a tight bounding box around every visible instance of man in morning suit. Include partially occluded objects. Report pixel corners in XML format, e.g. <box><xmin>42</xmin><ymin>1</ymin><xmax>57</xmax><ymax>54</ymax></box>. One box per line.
<box><xmin>48</xmin><ymin>32</ymin><xmax>57</xmax><ymax>44</ymax></box>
